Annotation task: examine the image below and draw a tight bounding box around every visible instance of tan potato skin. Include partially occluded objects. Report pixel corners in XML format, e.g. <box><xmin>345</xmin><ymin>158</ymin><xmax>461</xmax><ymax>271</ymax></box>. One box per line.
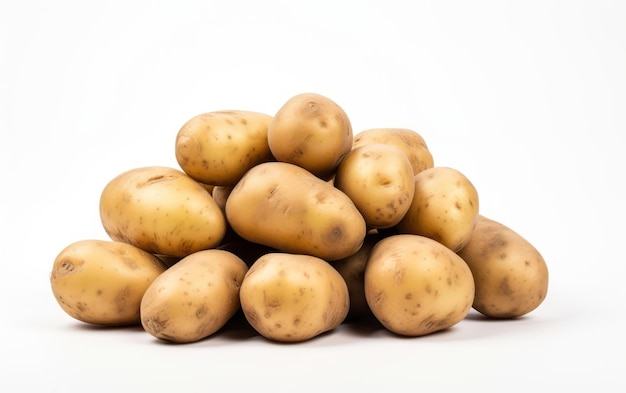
<box><xmin>332</xmin><ymin>232</ymin><xmax>386</xmax><ymax>321</ymax></box>
<box><xmin>99</xmin><ymin>166</ymin><xmax>226</xmax><ymax>258</ymax></box>
<box><xmin>240</xmin><ymin>253</ymin><xmax>349</xmax><ymax>342</ymax></box>
<box><xmin>334</xmin><ymin>143</ymin><xmax>415</xmax><ymax>229</ymax></box>
<box><xmin>353</xmin><ymin>128</ymin><xmax>434</xmax><ymax>175</ymax></box>
<box><xmin>50</xmin><ymin>239</ymin><xmax>167</xmax><ymax>326</ymax></box>
<box><xmin>364</xmin><ymin>234</ymin><xmax>475</xmax><ymax>336</ymax></box>
<box><xmin>267</xmin><ymin>92</ymin><xmax>353</xmax><ymax>179</ymax></box>
<box><xmin>457</xmin><ymin>215</ymin><xmax>549</xmax><ymax>319</ymax></box>
<box><xmin>175</xmin><ymin>110</ymin><xmax>274</xmax><ymax>186</ymax></box>
<box><xmin>140</xmin><ymin>249</ymin><xmax>248</xmax><ymax>343</ymax></box>
<box><xmin>396</xmin><ymin>166</ymin><xmax>479</xmax><ymax>252</ymax></box>
<box><xmin>225</xmin><ymin>161</ymin><xmax>366</xmax><ymax>261</ymax></box>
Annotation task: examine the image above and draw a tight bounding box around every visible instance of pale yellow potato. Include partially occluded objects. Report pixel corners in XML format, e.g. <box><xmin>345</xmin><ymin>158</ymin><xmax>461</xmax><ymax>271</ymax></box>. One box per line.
<box><xmin>140</xmin><ymin>249</ymin><xmax>248</xmax><ymax>343</ymax></box>
<box><xmin>239</xmin><ymin>252</ymin><xmax>349</xmax><ymax>342</ymax></box>
<box><xmin>225</xmin><ymin>161</ymin><xmax>366</xmax><ymax>261</ymax></box>
<box><xmin>396</xmin><ymin>166</ymin><xmax>479</xmax><ymax>252</ymax></box>
<box><xmin>364</xmin><ymin>234</ymin><xmax>475</xmax><ymax>336</ymax></box>
<box><xmin>334</xmin><ymin>143</ymin><xmax>415</xmax><ymax>229</ymax></box>
<box><xmin>50</xmin><ymin>239</ymin><xmax>166</xmax><ymax>326</ymax></box>
<box><xmin>457</xmin><ymin>215</ymin><xmax>549</xmax><ymax>319</ymax></box>
<box><xmin>267</xmin><ymin>92</ymin><xmax>353</xmax><ymax>179</ymax></box>
<box><xmin>353</xmin><ymin>127</ymin><xmax>434</xmax><ymax>175</ymax></box>
<box><xmin>99</xmin><ymin>166</ymin><xmax>226</xmax><ymax>258</ymax></box>
<box><xmin>332</xmin><ymin>232</ymin><xmax>386</xmax><ymax>321</ymax></box>
<box><xmin>175</xmin><ymin>110</ymin><xmax>274</xmax><ymax>186</ymax></box>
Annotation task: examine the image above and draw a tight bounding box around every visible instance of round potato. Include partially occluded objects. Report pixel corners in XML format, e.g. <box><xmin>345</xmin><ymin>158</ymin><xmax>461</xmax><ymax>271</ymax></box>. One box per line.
<box><xmin>140</xmin><ymin>249</ymin><xmax>248</xmax><ymax>343</ymax></box>
<box><xmin>364</xmin><ymin>234</ymin><xmax>475</xmax><ymax>336</ymax></box>
<box><xmin>267</xmin><ymin>92</ymin><xmax>352</xmax><ymax>179</ymax></box>
<box><xmin>175</xmin><ymin>110</ymin><xmax>274</xmax><ymax>186</ymax></box>
<box><xmin>99</xmin><ymin>166</ymin><xmax>226</xmax><ymax>258</ymax></box>
<box><xmin>50</xmin><ymin>239</ymin><xmax>167</xmax><ymax>326</ymax></box>
<box><xmin>457</xmin><ymin>215</ymin><xmax>549</xmax><ymax>319</ymax></box>
<box><xmin>353</xmin><ymin>127</ymin><xmax>434</xmax><ymax>175</ymax></box>
<box><xmin>225</xmin><ymin>161</ymin><xmax>366</xmax><ymax>261</ymax></box>
<box><xmin>334</xmin><ymin>143</ymin><xmax>415</xmax><ymax>229</ymax></box>
<box><xmin>240</xmin><ymin>252</ymin><xmax>349</xmax><ymax>342</ymax></box>
<box><xmin>396</xmin><ymin>166</ymin><xmax>479</xmax><ymax>252</ymax></box>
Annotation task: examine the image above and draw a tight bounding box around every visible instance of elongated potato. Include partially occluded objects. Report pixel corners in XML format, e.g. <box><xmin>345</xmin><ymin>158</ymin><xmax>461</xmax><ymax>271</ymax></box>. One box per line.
<box><xmin>352</xmin><ymin>127</ymin><xmax>434</xmax><ymax>175</ymax></box>
<box><xmin>50</xmin><ymin>239</ymin><xmax>166</xmax><ymax>326</ymax></box>
<box><xmin>364</xmin><ymin>234</ymin><xmax>475</xmax><ymax>336</ymax></box>
<box><xmin>334</xmin><ymin>143</ymin><xmax>415</xmax><ymax>229</ymax></box>
<box><xmin>175</xmin><ymin>110</ymin><xmax>274</xmax><ymax>186</ymax></box>
<box><xmin>268</xmin><ymin>92</ymin><xmax>353</xmax><ymax>179</ymax></box>
<box><xmin>140</xmin><ymin>249</ymin><xmax>248</xmax><ymax>343</ymax></box>
<box><xmin>396</xmin><ymin>166</ymin><xmax>479</xmax><ymax>252</ymax></box>
<box><xmin>225</xmin><ymin>161</ymin><xmax>366</xmax><ymax>261</ymax></box>
<box><xmin>457</xmin><ymin>215</ymin><xmax>549</xmax><ymax>319</ymax></box>
<box><xmin>240</xmin><ymin>252</ymin><xmax>349</xmax><ymax>342</ymax></box>
<box><xmin>99</xmin><ymin>166</ymin><xmax>226</xmax><ymax>258</ymax></box>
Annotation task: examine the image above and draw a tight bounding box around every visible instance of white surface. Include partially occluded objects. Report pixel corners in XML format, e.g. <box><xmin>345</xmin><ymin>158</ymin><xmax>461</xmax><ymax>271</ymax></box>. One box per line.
<box><xmin>2</xmin><ymin>0</ymin><xmax>625</xmax><ymax>391</ymax></box>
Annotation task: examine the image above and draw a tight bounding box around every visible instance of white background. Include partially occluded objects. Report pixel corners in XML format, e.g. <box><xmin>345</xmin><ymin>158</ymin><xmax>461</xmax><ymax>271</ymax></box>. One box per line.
<box><xmin>1</xmin><ymin>0</ymin><xmax>625</xmax><ymax>391</ymax></box>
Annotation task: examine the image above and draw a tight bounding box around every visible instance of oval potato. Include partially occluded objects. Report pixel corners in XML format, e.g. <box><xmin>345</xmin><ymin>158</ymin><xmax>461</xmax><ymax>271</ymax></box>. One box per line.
<box><xmin>457</xmin><ymin>215</ymin><xmax>549</xmax><ymax>318</ymax></box>
<box><xmin>50</xmin><ymin>239</ymin><xmax>166</xmax><ymax>326</ymax></box>
<box><xmin>99</xmin><ymin>166</ymin><xmax>226</xmax><ymax>258</ymax></box>
<box><xmin>225</xmin><ymin>161</ymin><xmax>366</xmax><ymax>261</ymax></box>
<box><xmin>334</xmin><ymin>143</ymin><xmax>415</xmax><ymax>229</ymax></box>
<box><xmin>353</xmin><ymin>127</ymin><xmax>434</xmax><ymax>175</ymax></box>
<box><xmin>175</xmin><ymin>110</ymin><xmax>274</xmax><ymax>186</ymax></box>
<box><xmin>268</xmin><ymin>92</ymin><xmax>352</xmax><ymax>179</ymax></box>
<box><xmin>396</xmin><ymin>166</ymin><xmax>479</xmax><ymax>252</ymax></box>
<box><xmin>364</xmin><ymin>234</ymin><xmax>475</xmax><ymax>336</ymax></box>
<box><xmin>240</xmin><ymin>252</ymin><xmax>349</xmax><ymax>342</ymax></box>
<box><xmin>140</xmin><ymin>249</ymin><xmax>248</xmax><ymax>343</ymax></box>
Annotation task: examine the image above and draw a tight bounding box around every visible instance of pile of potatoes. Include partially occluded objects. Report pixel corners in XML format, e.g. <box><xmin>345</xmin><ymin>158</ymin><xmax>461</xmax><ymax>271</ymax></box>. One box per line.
<box><xmin>50</xmin><ymin>92</ymin><xmax>549</xmax><ymax>343</ymax></box>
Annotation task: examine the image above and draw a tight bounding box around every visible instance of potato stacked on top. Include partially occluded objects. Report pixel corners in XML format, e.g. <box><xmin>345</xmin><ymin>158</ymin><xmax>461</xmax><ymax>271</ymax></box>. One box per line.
<box><xmin>50</xmin><ymin>92</ymin><xmax>549</xmax><ymax>343</ymax></box>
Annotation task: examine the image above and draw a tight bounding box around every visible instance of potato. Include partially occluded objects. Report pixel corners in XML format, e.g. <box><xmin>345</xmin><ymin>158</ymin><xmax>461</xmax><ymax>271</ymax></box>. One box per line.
<box><xmin>99</xmin><ymin>166</ymin><xmax>226</xmax><ymax>258</ymax></box>
<box><xmin>140</xmin><ymin>249</ymin><xmax>248</xmax><ymax>343</ymax></box>
<box><xmin>457</xmin><ymin>215</ymin><xmax>549</xmax><ymax>319</ymax></box>
<box><xmin>211</xmin><ymin>185</ymin><xmax>233</xmax><ymax>212</ymax></box>
<box><xmin>334</xmin><ymin>143</ymin><xmax>415</xmax><ymax>229</ymax></box>
<box><xmin>239</xmin><ymin>252</ymin><xmax>349</xmax><ymax>342</ymax></box>
<box><xmin>353</xmin><ymin>127</ymin><xmax>434</xmax><ymax>175</ymax></box>
<box><xmin>332</xmin><ymin>231</ymin><xmax>386</xmax><ymax>321</ymax></box>
<box><xmin>364</xmin><ymin>234</ymin><xmax>475</xmax><ymax>336</ymax></box>
<box><xmin>396</xmin><ymin>166</ymin><xmax>479</xmax><ymax>252</ymax></box>
<box><xmin>50</xmin><ymin>239</ymin><xmax>166</xmax><ymax>326</ymax></box>
<box><xmin>225</xmin><ymin>161</ymin><xmax>366</xmax><ymax>261</ymax></box>
<box><xmin>267</xmin><ymin>92</ymin><xmax>352</xmax><ymax>179</ymax></box>
<box><xmin>175</xmin><ymin>110</ymin><xmax>274</xmax><ymax>186</ymax></box>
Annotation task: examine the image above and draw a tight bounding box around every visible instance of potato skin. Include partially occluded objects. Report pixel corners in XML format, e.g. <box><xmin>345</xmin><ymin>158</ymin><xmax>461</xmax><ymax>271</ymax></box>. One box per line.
<box><xmin>225</xmin><ymin>161</ymin><xmax>366</xmax><ymax>261</ymax></box>
<box><xmin>267</xmin><ymin>92</ymin><xmax>353</xmax><ymax>179</ymax></box>
<box><xmin>99</xmin><ymin>166</ymin><xmax>226</xmax><ymax>258</ymax></box>
<box><xmin>140</xmin><ymin>249</ymin><xmax>248</xmax><ymax>343</ymax></box>
<box><xmin>240</xmin><ymin>253</ymin><xmax>349</xmax><ymax>342</ymax></box>
<box><xmin>353</xmin><ymin>128</ymin><xmax>434</xmax><ymax>175</ymax></box>
<box><xmin>334</xmin><ymin>143</ymin><xmax>415</xmax><ymax>229</ymax></box>
<box><xmin>332</xmin><ymin>232</ymin><xmax>386</xmax><ymax>321</ymax></box>
<box><xmin>396</xmin><ymin>166</ymin><xmax>479</xmax><ymax>252</ymax></box>
<box><xmin>457</xmin><ymin>215</ymin><xmax>549</xmax><ymax>319</ymax></box>
<box><xmin>175</xmin><ymin>110</ymin><xmax>274</xmax><ymax>186</ymax></box>
<box><xmin>364</xmin><ymin>234</ymin><xmax>475</xmax><ymax>336</ymax></box>
<box><xmin>50</xmin><ymin>239</ymin><xmax>166</xmax><ymax>326</ymax></box>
